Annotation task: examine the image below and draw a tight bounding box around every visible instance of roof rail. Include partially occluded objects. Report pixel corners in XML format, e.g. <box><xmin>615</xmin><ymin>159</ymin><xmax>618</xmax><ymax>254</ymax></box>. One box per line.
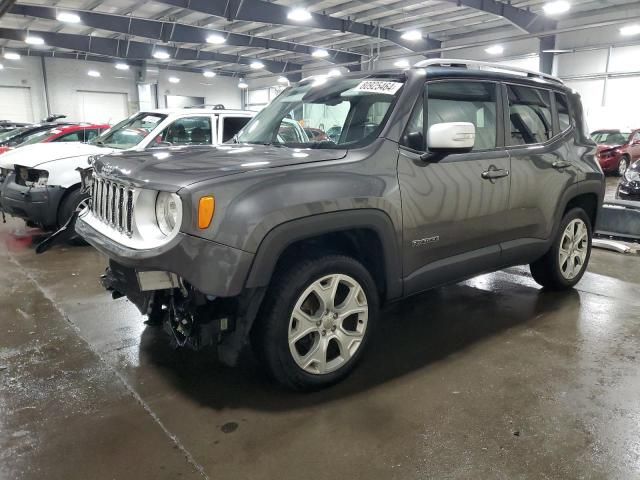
<box><xmin>413</xmin><ymin>58</ymin><xmax>564</xmax><ymax>85</ymax></box>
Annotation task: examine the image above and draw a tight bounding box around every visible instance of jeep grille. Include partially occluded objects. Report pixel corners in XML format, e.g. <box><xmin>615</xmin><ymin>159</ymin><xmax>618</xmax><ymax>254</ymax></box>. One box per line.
<box><xmin>91</xmin><ymin>176</ymin><xmax>135</xmax><ymax>236</ymax></box>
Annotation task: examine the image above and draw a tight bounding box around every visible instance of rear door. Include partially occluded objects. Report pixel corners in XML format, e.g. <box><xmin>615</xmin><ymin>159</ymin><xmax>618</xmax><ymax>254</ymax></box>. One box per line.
<box><xmin>398</xmin><ymin>79</ymin><xmax>511</xmax><ymax>295</ymax></box>
<box><xmin>501</xmin><ymin>86</ymin><xmax>578</xmax><ymax>264</ymax></box>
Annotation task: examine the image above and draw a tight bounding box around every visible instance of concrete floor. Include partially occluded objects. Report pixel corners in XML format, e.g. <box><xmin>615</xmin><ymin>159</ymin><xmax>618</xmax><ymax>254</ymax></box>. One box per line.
<box><xmin>1</xmin><ymin>204</ymin><xmax>640</xmax><ymax>479</ymax></box>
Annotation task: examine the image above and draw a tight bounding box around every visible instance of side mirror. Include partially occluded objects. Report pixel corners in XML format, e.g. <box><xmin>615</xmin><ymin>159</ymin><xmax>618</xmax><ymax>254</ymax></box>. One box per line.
<box><xmin>426</xmin><ymin>122</ymin><xmax>475</xmax><ymax>152</ymax></box>
<box><xmin>404</xmin><ymin>131</ymin><xmax>424</xmax><ymax>151</ymax></box>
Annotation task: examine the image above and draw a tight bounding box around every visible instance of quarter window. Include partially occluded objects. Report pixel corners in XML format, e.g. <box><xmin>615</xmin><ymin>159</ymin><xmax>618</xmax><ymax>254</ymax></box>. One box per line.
<box><xmin>508</xmin><ymin>85</ymin><xmax>552</xmax><ymax>145</ymax></box>
<box><xmin>555</xmin><ymin>93</ymin><xmax>572</xmax><ymax>131</ymax></box>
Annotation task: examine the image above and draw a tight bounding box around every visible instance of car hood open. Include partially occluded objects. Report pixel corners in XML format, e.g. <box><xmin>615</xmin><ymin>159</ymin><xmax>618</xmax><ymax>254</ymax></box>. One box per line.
<box><xmin>0</xmin><ymin>142</ymin><xmax>115</xmax><ymax>169</ymax></box>
<box><xmin>92</xmin><ymin>144</ymin><xmax>349</xmax><ymax>190</ymax></box>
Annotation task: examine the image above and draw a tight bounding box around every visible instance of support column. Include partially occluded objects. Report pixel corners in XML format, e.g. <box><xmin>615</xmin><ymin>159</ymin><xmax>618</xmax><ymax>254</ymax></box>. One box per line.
<box><xmin>539</xmin><ymin>35</ymin><xmax>556</xmax><ymax>75</ymax></box>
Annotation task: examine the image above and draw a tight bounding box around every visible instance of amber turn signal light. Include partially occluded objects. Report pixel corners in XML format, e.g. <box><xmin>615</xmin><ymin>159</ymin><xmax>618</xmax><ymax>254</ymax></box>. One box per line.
<box><xmin>198</xmin><ymin>196</ymin><xmax>215</xmax><ymax>229</ymax></box>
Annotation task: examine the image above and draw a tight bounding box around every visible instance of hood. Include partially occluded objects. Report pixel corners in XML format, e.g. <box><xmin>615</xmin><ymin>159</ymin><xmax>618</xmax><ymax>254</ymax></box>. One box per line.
<box><xmin>0</xmin><ymin>142</ymin><xmax>115</xmax><ymax>169</ymax></box>
<box><xmin>93</xmin><ymin>143</ymin><xmax>349</xmax><ymax>190</ymax></box>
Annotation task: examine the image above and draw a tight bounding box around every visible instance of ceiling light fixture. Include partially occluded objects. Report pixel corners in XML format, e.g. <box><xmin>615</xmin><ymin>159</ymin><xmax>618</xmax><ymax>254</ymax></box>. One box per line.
<box><xmin>287</xmin><ymin>8</ymin><xmax>312</xmax><ymax>21</ymax></box>
<box><xmin>203</xmin><ymin>70</ymin><xmax>216</xmax><ymax>78</ymax></box>
<box><xmin>485</xmin><ymin>44</ymin><xmax>504</xmax><ymax>55</ymax></box>
<box><xmin>394</xmin><ymin>59</ymin><xmax>410</xmax><ymax>68</ymax></box>
<box><xmin>153</xmin><ymin>50</ymin><xmax>171</xmax><ymax>60</ymax></box>
<box><xmin>168</xmin><ymin>76</ymin><xmax>180</xmax><ymax>83</ymax></box>
<box><xmin>401</xmin><ymin>30</ymin><xmax>422</xmax><ymax>41</ymax></box>
<box><xmin>206</xmin><ymin>34</ymin><xmax>226</xmax><ymax>45</ymax></box>
<box><xmin>115</xmin><ymin>63</ymin><xmax>129</xmax><ymax>70</ymax></box>
<box><xmin>250</xmin><ymin>60</ymin><xmax>264</xmax><ymax>69</ymax></box>
<box><xmin>25</xmin><ymin>36</ymin><xmax>45</xmax><ymax>46</ymax></box>
<box><xmin>312</xmin><ymin>48</ymin><xmax>329</xmax><ymax>58</ymax></box>
<box><xmin>87</xmin><ymin>70</ymin><xmax>101</xmax><ymax>77</ymax></box>
<box><xmin>543</xmin><ymin>1</ymin><xmax>571</xmax><ymax>15</ymax></box>
<box><xmin>238</xmin><ymin>79</ymin><xmax>248</xmax><ymax>89</ymax></box>
<box><xmin>3</xmin><ymin>52</ymin><xmax>20</xmax><ymax>60</ymax></box>
<box><xmin>57</xmin><ymin>12</ymin><xmax>81</xmax><ymax>23</ymax></box>
<box><xmin>620</xmin><ymin>24</ymin><xmax>640</xmax><ymax>37</ymax></box>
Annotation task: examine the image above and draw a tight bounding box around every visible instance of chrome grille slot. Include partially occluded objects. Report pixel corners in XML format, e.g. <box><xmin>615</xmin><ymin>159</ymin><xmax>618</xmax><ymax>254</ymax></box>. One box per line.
<box><xmin>90</xmin><ymin>176</ymin><xmax>135</xmax><ymax>237</ymax></box>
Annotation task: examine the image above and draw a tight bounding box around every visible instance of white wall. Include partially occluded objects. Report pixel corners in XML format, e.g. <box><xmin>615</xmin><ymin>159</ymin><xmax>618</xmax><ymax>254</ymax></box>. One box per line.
<box><xmin>0</xmin><ymin>56</ymin><xmax>47</xmax><ymax>122</ymax></box>
<box><xmin>44</xmin><ymin>57</ymin><xmax>138</xmax><ymax>124</ymax></box>
<box><xmin>151</xmin><ymin>70</ymin><xmax>242</xmax><ymax>110</ymax></box>
<box><xmin>0</xmin><ymin>57</ymin><xmax>244</xmax><ymax>125</ymax></box>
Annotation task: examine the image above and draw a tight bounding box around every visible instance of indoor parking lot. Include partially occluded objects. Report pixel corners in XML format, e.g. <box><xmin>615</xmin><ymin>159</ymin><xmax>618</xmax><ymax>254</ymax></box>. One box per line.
<box><xmin>1</xmin><ymin>1</ymin><xmax>640</xmax><ymax>479</ymax></box>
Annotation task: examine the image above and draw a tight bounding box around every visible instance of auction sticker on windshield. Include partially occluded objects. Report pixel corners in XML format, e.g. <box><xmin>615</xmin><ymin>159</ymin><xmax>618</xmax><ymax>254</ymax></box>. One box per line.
<box><xmin>354</xmin><ymin>81</ymin><xmax>403</xmax><ymax>95</ymax></box>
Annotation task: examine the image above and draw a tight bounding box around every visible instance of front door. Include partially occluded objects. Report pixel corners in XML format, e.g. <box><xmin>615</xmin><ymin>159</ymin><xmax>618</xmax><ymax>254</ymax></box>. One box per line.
<box><xmin>398</xmin><ymin>79</ymin><xmax>511</xmax><ymax>296</ymax></box>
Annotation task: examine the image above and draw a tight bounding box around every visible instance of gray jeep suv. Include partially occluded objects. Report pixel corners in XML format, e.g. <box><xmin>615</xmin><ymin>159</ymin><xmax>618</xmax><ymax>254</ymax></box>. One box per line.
<box><xmin>76</xmin><ymin>60</ymin><xmax>604</xmax><ymax>391</ymax></box>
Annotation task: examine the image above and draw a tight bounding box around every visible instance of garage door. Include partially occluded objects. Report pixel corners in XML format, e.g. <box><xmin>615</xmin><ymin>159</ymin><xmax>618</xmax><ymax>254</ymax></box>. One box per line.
<box><xmin>76</xmin><ymin>91</ymin><xmax>129</xmax><ymax>125</ymax></box>
<box><xmin>0</xmin><ymin>86</ymin><xmax>34</xmax><ymax>122</ymax></box>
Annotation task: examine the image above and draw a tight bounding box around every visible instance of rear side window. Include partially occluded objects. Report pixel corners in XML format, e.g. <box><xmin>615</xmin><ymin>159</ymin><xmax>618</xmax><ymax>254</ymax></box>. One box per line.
<box><xmin>222</xmin><ymin>116</ymin><xmax>252</xmax><ymax>142</ymax></box>
<box><xmin>555</xmin><ymin>93</ymin><xmax>572</xmax><ymax>131</ymax></box>
<box><xmin>508</xmin><ymin>85</ymin><xmax>552</xmax><ymax>145</ymax></box>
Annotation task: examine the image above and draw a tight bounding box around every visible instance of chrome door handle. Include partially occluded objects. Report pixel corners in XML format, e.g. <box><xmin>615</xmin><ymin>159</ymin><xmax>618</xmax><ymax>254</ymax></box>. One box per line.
<box><xmin>481</xmin><ymin>168</ymin><xmax>510</xmax><ymax>180</ymax></box>
<box><xmin>552</xmin><ymin>161</ymin><xmax>571</xmax><ymax>169</ymax></box>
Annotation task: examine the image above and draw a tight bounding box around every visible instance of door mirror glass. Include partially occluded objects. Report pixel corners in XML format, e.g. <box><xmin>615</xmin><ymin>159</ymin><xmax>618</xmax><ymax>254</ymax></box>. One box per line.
<box><xmin>427</xmin><ymin>122</ymin><xmax>475</xmax><ymax>152</ymax></box>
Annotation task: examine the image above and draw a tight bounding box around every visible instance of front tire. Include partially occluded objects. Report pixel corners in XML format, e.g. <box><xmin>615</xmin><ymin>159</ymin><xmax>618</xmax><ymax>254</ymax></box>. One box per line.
<box><xmin>252</xmin><ymin>254</ymin><xmax>379</xmax><ymax>391</ymax></box>
<box><xmin>57</xmin><ymin>187</ymin><xmax>89</xmax><ymax>245</ymax></box>
<box><xmin>530</xmin><ymin>208</ymin><xmax>592</xmax><ymax>290</ymax></box>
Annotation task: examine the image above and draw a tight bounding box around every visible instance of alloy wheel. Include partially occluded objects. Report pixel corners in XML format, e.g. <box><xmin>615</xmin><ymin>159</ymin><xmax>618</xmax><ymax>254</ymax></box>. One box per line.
<box><xmin>559</xmin><ymin>218</ymin><xmax>589</xmax><ymax>280</ymax></box>
<box><xmin>287</xmin><ymin>274</ymin><xmax>368</xmax><ymax>375</ymax></box>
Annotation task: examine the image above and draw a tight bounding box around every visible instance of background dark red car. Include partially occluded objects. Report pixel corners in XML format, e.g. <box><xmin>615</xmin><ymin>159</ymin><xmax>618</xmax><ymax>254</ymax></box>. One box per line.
<box><xmin>591</xmin><ymin>129</ymin><xmax>640</xmax><ymax>176</ymax></box>
<box><xmin>0</xmin><ymin>123</ymin><xmax>110</xmax><ymax>155</ymax></box>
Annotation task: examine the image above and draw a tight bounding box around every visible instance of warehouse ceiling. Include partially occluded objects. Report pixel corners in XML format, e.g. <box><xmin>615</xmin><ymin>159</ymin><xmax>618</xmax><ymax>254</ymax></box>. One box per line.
<box><xmin>0</xmin><ymin>0</ymin><xmax>639</xmax><ymax>79</ymax></box>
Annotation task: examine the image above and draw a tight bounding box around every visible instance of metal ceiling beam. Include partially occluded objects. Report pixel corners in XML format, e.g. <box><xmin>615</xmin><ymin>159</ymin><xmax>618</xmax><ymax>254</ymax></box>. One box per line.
<box><xmin>0</xmin><ymin>28</ymin><xmax>303</xmax><ymax>79</ymax></box>
<box><xmin>9</xmin><ymin>3</ymin><xmax>363</xmax><ymax>67</ymax></box>
<box><xmin>154</xmin><ymin>0</ymin><xmax>441</xmax><ymax>53</ymax></box>
<box><xmin>0</xmin><ymin>47</ymin><xmax>241</xmax><ymax>77</ymax></box>
<box><xmin>0</xmin><ymin>0</ymin><xmax>16</xmax><ymax>18</ymax></box>
<box><xmin>437</xmin><ymin>0</ymin><xmax>556</xmax><ymax>34</ymax></box>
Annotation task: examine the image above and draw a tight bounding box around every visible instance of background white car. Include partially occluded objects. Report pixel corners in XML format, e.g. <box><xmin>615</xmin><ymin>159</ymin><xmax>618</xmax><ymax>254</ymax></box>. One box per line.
<box><xmin>0</xmin><ymin>107</ymin><xmax>254</xmax><ymax>235</ymax></box>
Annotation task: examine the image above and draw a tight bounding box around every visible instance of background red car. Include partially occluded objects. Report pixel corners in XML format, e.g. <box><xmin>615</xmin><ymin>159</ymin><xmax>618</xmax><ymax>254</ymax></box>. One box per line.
<box><xmin>0</xmin><ymin>123</ymin><xmax>110</xmax><ymax>155</ymax></box>
<box><xmin>591</xmin><ymin>129</ymin><xmax>640</xmax><ymax>176</ymax></box>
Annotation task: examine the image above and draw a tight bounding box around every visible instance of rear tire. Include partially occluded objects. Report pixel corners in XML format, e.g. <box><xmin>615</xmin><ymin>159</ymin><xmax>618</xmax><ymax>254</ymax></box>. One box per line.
<box><xmin>530</xmin><ymin>208</ymin><xmax>592</xmax><ymax>290</ymax></box>
<box><xmin>252</xmin><ymin>253</ymin><xmax>379</xmax><ymax>391</ymax></box>
<box><xmin>57</xmin><ymin>187</ymin><xmax>89</xmax><ymax>245</ymax></box>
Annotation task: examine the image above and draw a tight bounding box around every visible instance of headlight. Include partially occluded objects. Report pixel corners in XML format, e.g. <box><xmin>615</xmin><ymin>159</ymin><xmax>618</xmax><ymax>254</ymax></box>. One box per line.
<box><xmin>155</xmin><ymin>192</ymin><xmax>181</xmax><ymax>236</ymax></box>
<box><xmin>624</xmin><ymin>169</ymin><xmax>640</xmax><ymax>183</ymax></box>
<box><xmin>15</xmin><ymin>166</ymin><xmax>48</xmax><ymax>187</ymax></box>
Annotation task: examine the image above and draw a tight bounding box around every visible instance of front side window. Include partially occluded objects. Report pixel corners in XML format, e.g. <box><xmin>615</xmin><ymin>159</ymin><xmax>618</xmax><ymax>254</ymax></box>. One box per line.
<box><xmin>400</xmin><ymin>81</ymin><xmax>498</xmax><ymax>152</ymax></box>
<box><xmin>236</xmin><ymin>76</ymin><xmax>403</xmax><ymax>148</ymax></box>
<box><xmin>55</xmin><ymin>131</ymin><xmax>82</xmax><ymax>142</ymax></box>
<box><xmin>93</xmin><ymin>113</ymin><xmax>167</xmax><ymax>150</ymax></box>
<box><xmin>556</xmin><ymin>93</ymin><xmax>572</xmax><ymax>131</ymax></box>
<box><xmin>508</xmin><ymin>85</ymin><xmax>552</xmax><ymax>145</ymax></box>
<box><xmin>159</xmin><ymin>116</ymin><xmax>212</xmax><ymax>146</ymax></box>
<box><xmin>84</xmin><ymin>129</ymin><xmax>101</xmax><ymax>142</ymax></box>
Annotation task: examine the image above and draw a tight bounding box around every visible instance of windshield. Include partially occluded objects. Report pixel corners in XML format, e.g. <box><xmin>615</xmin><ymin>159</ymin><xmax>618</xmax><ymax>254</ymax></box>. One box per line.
<box><xmin>0</xmin><ymin>126</ymin><xmax>29</xmax><ymax>143</ymax></box>
<box><xmin>19</xmin><ymin>127</ymin><xmax>60</xmax><ymax>146</ymax></box>
<box><xmin>591</xmin><ymin>131</ymin><xmax>630</xmax><ymax>145</ymax></box>
<box><xmin>92</xmin><ymin>112</ymin><xmax>167</xmax><ymax>150</ymax></box>
<box><xmin>236</xmin><ymin>76</ymin><xmax>404</xmax><ymax>148</ymax></box>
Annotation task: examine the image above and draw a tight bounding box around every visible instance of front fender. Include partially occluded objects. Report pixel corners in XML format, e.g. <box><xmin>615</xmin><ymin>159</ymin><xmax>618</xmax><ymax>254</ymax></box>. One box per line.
<box><xmin>244</xmin><ymin>209</ymin><xmax>403</xmax><ymax>301</ymax></box>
